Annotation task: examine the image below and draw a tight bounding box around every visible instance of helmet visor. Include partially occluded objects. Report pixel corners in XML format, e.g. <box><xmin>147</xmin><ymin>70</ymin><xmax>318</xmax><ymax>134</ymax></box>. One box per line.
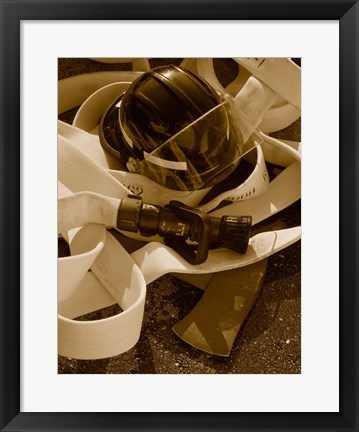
<box><xmin>138</xmin><ymin>98</ymin><xmax>262</xmax><ymax>193</ymax></box>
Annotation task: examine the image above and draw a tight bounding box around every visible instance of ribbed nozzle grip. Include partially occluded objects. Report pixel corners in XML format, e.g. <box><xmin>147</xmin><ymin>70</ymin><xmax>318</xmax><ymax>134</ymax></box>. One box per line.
<box><xmin>218</xmin><ymin>215</ymin><xmax>252</xmax><ymax>254</ymax></box>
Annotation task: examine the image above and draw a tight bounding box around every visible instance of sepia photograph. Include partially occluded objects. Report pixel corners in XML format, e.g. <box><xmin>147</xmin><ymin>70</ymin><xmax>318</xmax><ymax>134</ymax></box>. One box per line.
<box><xmin>58</xmin><ymin>57</ymin><xmax>301</xmax><ymax>374</ymax></box>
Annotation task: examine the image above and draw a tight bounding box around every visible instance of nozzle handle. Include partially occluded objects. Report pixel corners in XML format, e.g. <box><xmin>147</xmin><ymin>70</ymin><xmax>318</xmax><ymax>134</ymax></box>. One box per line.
<box><xmin>164</xmin><ymin>201</ymin><xmax>212</xmax><ymax>265</ymax></box>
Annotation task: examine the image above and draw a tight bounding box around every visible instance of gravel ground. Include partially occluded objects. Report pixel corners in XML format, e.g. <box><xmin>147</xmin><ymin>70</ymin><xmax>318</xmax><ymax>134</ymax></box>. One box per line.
<box><xmin>58</xmin><ymin>58</ymin><xmax>301</xmax><ymax>374</ymax></box>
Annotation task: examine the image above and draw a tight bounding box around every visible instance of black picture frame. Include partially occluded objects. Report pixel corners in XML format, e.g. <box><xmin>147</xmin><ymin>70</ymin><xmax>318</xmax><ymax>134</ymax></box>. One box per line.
<box><xmin>1</xmin><ymin>1</ymin><xmax>358</xmax><ymax>431</ymax></box>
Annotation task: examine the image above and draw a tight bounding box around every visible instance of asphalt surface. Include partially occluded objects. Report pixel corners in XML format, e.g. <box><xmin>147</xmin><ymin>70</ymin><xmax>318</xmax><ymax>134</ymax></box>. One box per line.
<box><xmin>58</xmin><ymin>58</ymin><xmax>301</xmax><ymax>374</ymax></box>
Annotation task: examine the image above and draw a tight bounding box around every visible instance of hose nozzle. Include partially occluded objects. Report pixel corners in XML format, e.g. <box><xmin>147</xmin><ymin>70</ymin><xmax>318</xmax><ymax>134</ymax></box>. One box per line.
<box><xmin>117</xmin><ymin>195</ymin><xmax>252</xmax><ymax>264</ymax></box>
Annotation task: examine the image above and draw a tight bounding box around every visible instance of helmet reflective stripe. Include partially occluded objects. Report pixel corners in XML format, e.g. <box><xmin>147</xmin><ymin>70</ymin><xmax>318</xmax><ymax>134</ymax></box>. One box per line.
<box><xmin>143</xmin><ymin>151</ymin><xmax>187</xmax><ymax>170</ymax></box>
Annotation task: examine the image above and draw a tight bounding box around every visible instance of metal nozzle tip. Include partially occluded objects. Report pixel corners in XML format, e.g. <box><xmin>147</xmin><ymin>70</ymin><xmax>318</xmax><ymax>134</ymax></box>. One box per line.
<box><xmin>218</xmin><ymin>215</ymin><xmax>252</xmax><ymax>254</ymax></box>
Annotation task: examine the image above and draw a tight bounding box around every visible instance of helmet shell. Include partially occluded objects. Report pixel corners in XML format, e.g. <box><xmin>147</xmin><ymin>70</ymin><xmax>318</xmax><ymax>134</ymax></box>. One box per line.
<box><xmin>99</xmin><ymin>65</ymin><xmax>247</xmax><ymax>192</ymax></box>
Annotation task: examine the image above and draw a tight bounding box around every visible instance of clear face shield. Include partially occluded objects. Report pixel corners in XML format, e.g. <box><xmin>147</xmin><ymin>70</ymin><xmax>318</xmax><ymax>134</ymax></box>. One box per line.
<box><xmin>100</xmin><ymin>95</ymin><xmax>262</xmax><ymax>198</ymax></box>
<box><xmin>135</xmin><ymin>98</ymin><xmax>262</xmax><ymax>195</ymax></box>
